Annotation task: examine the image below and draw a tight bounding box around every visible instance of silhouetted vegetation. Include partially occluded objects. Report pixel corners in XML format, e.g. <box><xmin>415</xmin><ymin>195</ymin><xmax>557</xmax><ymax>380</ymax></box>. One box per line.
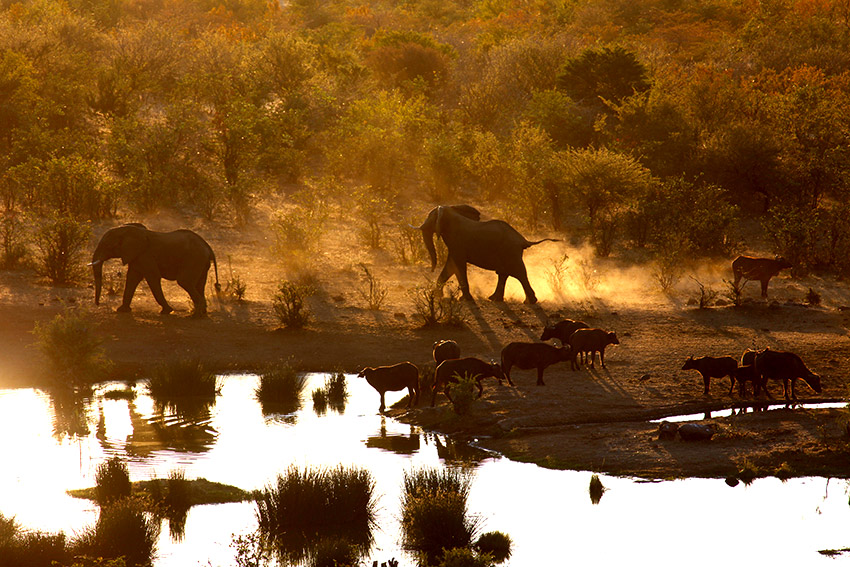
<box><xmin>33</xmin><ymin>309</ymin><xmax>113</xmax><ymax>386</ymax></box>
<box><xmin>256</xmin><ymin>362</ymin><xmax>307</xmax><ymax>413</ymax></box>
<box><xmin>94</xmin><ymin>456</ymin><xmax>132</xmax><ymax>506</ymax></box>
<box><xmin>2</xmin><ymin>0</ymin><xmax>847</xmax><ymax>280</ymax></box>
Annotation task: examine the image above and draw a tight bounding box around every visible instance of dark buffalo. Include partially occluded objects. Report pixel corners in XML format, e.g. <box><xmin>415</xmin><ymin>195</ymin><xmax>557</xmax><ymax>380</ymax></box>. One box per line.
<box><xmin>754</xmin><ymin>349</ymin><xmax>822</xmax><ymax>400</ymax></box>
<box><xmin>432</xmin><ymin>339</ymin><xmax>461</xmax><ymax>365</ymax></box>
<box><xmin>732</xmin><ymin>255</ymin><xmax>792</xmax><ymax>298</ymax></box>
<box><xmin>681</xmin><ymin>356</ymin><xmax>739</xmax><ymax>395</ymax></box>
<box><xmin>358</xmin><ymin>362</ymin><xmax>420</xmax><ymax>412</ymax></box>
<box><xmin>500</xmin><ymin>342</ymin><xmax>572</xmax><ymax>386</ymax></box>
<box><xmin>732</xmin><ymin>364</ymin><xmax>759</xmax><ymax>396</ymax></box>
<box><xmin>568</xmin><ymin>329</ymin><xmax>619</xmax><ymax>370</ymax></box>
<box><xmin>431</xmin><ymin>357</ymin><xmax>507</xmax><ymax>406</ymax></box>
<box><xmin>540</xmin><ymin>319</ymin><xmax>589</xmax><ymax>344</ymax></box>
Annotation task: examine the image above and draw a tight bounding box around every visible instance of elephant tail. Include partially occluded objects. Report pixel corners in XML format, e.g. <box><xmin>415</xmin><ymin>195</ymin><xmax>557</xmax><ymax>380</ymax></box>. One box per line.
<box><xmin>524</xmin><ymin>237</ymin><xmax>561</xmax><ymax>249</ymax></box>
<box><xmin>212</xmin><ymin>252</ymin><xmax>221</xmax><ymax>294</ymax></box>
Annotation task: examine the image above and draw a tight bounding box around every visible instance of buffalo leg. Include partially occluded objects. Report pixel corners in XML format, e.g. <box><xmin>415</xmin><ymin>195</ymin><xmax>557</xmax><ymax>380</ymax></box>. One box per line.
<box><xmin>760</xmin><ymin>279</ymin><xmax>769</xmax><ymax>298</ymax></box>
<box><xmin>702</xmin><ymin>374</ymin><xmax>710</xmax><ymax>395</ymax></box>
<box><xmin>600</xmin><ymin>348</ymin><xmax>606</xmax><ymax>368</ymax></box>
<box><xmin>379</xmin><ymin>392</ymin><xmax>386</xmax><ymax>412</ymax></box>
<box><xmin>536</xmin><ymin>367</ymin><xmax>545</xmax><ymax>386</ymax></box>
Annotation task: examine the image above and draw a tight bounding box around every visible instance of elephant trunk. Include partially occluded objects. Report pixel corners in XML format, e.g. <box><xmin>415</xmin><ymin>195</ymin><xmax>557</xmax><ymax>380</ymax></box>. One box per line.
<box><xmin>91</xmin><ymin>259</ymin><xmax>104</xmax><ymax>305</ymax></box>
<box><xmin>421</xmin><ymin>225</ymin><xmax>438</xmax><ymax>271</ymax></box>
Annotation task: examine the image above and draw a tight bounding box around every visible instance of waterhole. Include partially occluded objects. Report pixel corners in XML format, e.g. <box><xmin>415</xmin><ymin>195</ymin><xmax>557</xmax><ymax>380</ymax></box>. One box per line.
<box><xmin>0</xmin><ymin>374</ymin><xmax>848</xmax><ymax>565</ymax></box>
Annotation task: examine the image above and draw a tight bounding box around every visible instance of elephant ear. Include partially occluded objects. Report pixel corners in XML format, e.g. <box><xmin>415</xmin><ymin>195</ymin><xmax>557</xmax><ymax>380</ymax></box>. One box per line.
<box><xmin>450</xmin><ymin>204</ymin><xmax>481</xmax><ymax>222</ymax></box>
<box><xmin>119</xmin><ymin>227</ymin><xmax>149</xmax><ymax>265</ymax></box>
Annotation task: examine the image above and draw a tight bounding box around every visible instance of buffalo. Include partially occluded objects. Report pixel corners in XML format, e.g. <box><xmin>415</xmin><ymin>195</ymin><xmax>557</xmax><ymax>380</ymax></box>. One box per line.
<box><xmin>431</xmin><ymin>357</ymin><xmax>507</xmax><ymax>406</ymax></box>
<box><xmin>753</xmin><ymin>349</ymin><xmax>822</xmax><ymax>400</ymax></box>
<box><xmin>500</xmin><ymin>342</ymin><xmax>572</xmax><ymax>385</ymax></box>
<box><xmin>568</xmin><ymin>329</ymin><xmax>619</xmax><ymax>370</ymax></box>
<box><xmin>732</xmin><ymin>255</ymin><xmax>792</xmax><ymax>298</ymax></box>
<box><xmin>432</xmin><ymin>339</ymin><xmax>461</xmax><ymax>365</ymax></box>
<box><xmin>681</xmin><ymin>356</ymin><xmax>739</xmax><ymax>395</ymax></box>
<box><xmin>358</xmin><ymin>362</ymin><xmax>420</xmax><ymax>412</ymax></box>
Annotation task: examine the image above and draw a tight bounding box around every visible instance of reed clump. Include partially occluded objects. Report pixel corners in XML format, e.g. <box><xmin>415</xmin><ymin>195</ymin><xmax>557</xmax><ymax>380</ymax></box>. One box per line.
<box><xmin>474</xmin><ymin>531</ymin><xmax>512</xmax><ymax>563</ymax></box>
<box><xmin>0</xmin><ymin>513</ymin><xmax>69</xmax><ymax>567</ymax></box>
<box><xmin>401</xmin><ymin>467</ymin><xmax>479</xmax><ymax>561</ymax></box>
<box><xmin>94</xmin><ymin>456</ymin><xmax>132</xmax><ymax>506</ymax></box>
<box><xmin>147</xmin><ymin>358</ymin><xmax>219</xmax><ymax>407</ymax></box>
<box><xmin>254</xmin><ymin>465</ymin><xmax>376</xmax><ymax>562</ymax></box>
<box><xmin>255</xmin><ymin>363</ymin><xmax>307</xmax><ymax>413</ymax></box>
<box><xmin>73</xmin><ymin>498</ymin><xmax>159</xmax><ymax>567</ymax></box>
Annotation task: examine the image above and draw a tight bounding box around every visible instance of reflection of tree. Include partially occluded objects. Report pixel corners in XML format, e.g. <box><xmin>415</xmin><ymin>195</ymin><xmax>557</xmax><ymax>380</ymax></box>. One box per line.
<box><xmin>47</xmin><ymin>386</ymin><xmax>91</xmax><ymax>440</ymax></box>
<box><xmin>365</xmin><ymin>419</ymin><xmax>420</xmax><ymax>455</ymax></box>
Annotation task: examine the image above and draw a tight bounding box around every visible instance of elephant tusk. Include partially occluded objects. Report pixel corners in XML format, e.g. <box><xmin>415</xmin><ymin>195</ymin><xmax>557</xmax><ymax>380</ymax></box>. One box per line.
<box><xmin>408</xmin><ymin>224</ymin><xmax>422</xmax><ymax>230</ymax></box>
<box><xmin>88</xmin><ymin>260</ymin><xmax>103</xmax><ymax>267</ymax></box>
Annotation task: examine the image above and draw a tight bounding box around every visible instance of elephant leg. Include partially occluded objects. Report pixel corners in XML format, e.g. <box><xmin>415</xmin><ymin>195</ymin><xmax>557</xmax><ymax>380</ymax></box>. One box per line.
<box><xmin>514</xmin><ymin>264</ymin><xmax>538</xmax><ymax>304</ymax></box>
<box><xmin>179</xmin><ymin>276</ymin><xmax>207</xmax><ymax>317</ymax></box>
<box><xmin>489</xmin><ymin>273</ymin><xmax>508</xmax><ymax>302</ymax></box>
<box><xmin>453</xmin><ymin>260</ymin><xmax>474</xmax><ymax>301</ymax></box>
<box><xmin>436</xmin><ymin>261</ymin><xmax>455</xmax><ymax>288</ymax></box>
<box><xmin>119</xmin><ymin>268</ymin><xmax>144</xmax><ymax>312</ymax></box>
<box><xmin>146</xmin><ymin>275</ymin><xmax>173</xmax><ymax>315</ymax></box>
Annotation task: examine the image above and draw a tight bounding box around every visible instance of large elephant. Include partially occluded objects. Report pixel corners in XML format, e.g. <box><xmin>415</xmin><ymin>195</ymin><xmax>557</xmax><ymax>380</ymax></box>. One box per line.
<box><xmin>419</xmin><ymin>205</ymin><xmax>558</xmax><ymax>304</ymax></box>
<box><xmin>90</xmin><ymin>223</ymin><xmax>220</xmax><ymax>316</ymax></box>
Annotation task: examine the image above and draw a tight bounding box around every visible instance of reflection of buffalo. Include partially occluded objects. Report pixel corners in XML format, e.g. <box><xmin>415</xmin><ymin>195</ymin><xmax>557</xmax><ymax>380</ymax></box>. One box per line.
<box><xmin>500</xmin><ymin>342</ymin><xmax>572</xmax><ymax>385</ymax></box>
<box><xmin>753</xmin><ymin>349</ymin><xmax>822</xmax><ymax>400</ymax></box>
<box><xmin>681</xmin><ymin>355</ymin><xmax>738</xmax><ymax>395</ymax></box>
<box><xmin>431</xmin><ymin>357</ymin><xmax>506</xmax><ymax>406</ymax></box>
<box><xmin>358</xmin><ymin>362</ymin><xmax>420</xmax><ymax>412</ymax></box>
<box><xmin>732</xmin><ymin>255</ymin><xmax>791</xmax><ymax>298</ymax></box>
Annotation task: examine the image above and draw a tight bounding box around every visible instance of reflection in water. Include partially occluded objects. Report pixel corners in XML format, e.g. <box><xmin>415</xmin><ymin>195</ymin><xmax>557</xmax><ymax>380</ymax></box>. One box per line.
<box><xmin>3</xmin><ymin>376</ymin><xmax>850</xmax><ymax>567</ymax></box>
<box><xmin>48</xmin><ymin>387</ymin><xmax>91</xmax><ymax>440</ymax></box>
<box><xmin>366</xmin><ymin>418</ymin><xmax>420</xmax><ymax>455</ymax></box>
<box><xmin>589</xmin><ymin>474</ymin><xmax>606</xmax><ymax>505</ymax></box>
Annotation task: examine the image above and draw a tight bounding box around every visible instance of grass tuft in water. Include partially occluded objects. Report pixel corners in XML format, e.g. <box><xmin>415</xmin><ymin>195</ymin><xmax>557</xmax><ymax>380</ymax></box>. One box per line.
<box><xmin>312</xmin><ymin>388</ymin><xmax>328</xmax><ymax>415</ymax></box>
<box><xmin>0</xmin><ymin>512</ymin><xmax>69</xmax><ymax>567</ymax></box>
<box><xmin>72</xmin><ymin>498</ymin><xmax>159</xmax><ymax>567</ymax></box>
<box><xmin>310</xmin><ymin>371</ymin><xmax>348</xmax><ymax>415</ymax></box>
<box><xmin>401</xmin><ymin>467</ymin><xmax>479</xmax><ymax>561</ymax></box>
<box><xmin>475</xmin><ymin>531</ymin><xmax>512</xmax><ymax>563</ymax></box>
<box><xmin>147</xmin><ymin>358</ymin><xmax>219</xmax><ymax>406</ymax></box>
<box><xmin>256</xmin><ymin>363</ymin><xmax>307</xmax><ymax>413</ymax></box>
<box><xmin>95</xmin><ymin>456</ymin><xmax>132</xmax><ymax>506</ymax></box>
<box><xmin>254</xmin><ymin>465</ymin><xmax>376</xmax><ymax>563</ymax></box>
<box><xmin>589</xmin><ymin>474</ymin><xmax>606</xmax><ymax>505</ymax></box>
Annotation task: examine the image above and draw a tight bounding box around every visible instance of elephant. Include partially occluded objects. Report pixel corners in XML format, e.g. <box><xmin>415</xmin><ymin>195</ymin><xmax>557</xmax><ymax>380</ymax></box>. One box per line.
<box><xmin>90</xmin><ymin>223</ymin><xmax>220</xmax><ymax>316</ymax></box>
<box><xmin>418</xmin><ymin>205</ymin><xmax>558</xmax><ymax>304</ymax></box>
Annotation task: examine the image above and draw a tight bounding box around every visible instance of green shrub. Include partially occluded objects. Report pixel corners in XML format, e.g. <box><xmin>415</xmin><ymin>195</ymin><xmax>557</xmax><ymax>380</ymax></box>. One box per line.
<box><xmin>255</xmin><ymin>363</ymin><xmax>307</xmax><ymax>412</ymax></box>
<box><xmin>254</xmin><ymin>466</ymin><xmax>376</xmax><ymax>562</ymax></box>
<box><xmin>475</xmin><ymin>531</ymin><xmax>512</xmax><ymax>563</ymax></box>
<box><xmin>33</xmin><ymin>309</ymin><xmax>113</xmax><ymax>385</ymax></box>
<box><xmin>34</xmin><ymin>214</ymin><xmax>91</xmax><ymax>285</ymax></box>
<box><xmin>95</xmin><ymin>456</ymin><xmax>132</xmax><ymax>506</ymax></box>
<box><xmin>272</xmin><ymin>281</ymin><xmax>310</xmax><ymax>329</ymax></box>
<box><xmin>448</xmin><ymin>374</ymin><xmax>477</xmax><ymax>416</ymax></box>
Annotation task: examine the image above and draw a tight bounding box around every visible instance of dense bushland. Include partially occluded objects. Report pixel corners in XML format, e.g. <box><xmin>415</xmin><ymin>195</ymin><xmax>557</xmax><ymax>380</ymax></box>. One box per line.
<box><xmin>2</xmin><ymin>0</ymin><xmax>850</xmax><ymax>273</ymax></box>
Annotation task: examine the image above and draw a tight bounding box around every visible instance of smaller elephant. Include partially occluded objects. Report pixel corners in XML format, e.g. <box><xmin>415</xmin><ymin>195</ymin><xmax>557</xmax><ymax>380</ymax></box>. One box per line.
<box><xmin>90</xmin><ymin>223</ymin><xmax>220</xmax><ymax>316</ymax></box>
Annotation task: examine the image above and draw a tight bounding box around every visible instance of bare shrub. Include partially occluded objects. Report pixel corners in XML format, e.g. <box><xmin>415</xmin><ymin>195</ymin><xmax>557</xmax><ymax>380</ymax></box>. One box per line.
<box><xmin>722</xmin><ymin>278</ymin><xmax>744</xmax><ymax>307</ymax></box>
<box><xmin>356</xmin><ymin>263</ymin><xmax>388</xmax><ymax>310</ymax></box>
<box><xmin>690</xmin><ymin>276</ymin><xmax>718</xmax><ymax>308</ymax></box>
<box><xmin>546</xmin><ymin>253</ymin><xmax>569</xmax><ymax>296</ymax></box>
<box><xmin>393</xmin><ymin>222</ymin><xmax>427</xmax><ymax>266</ymax></box>
<box><xmin>409</xmin><ymin>281</ymin><xmax>465</xmax><ymax>327</ymax></box>
<box><xmin>34</xmin><ymin>215</ymin><xmax>91</xmax><ymax>285</ymax></box>
<box><xmin>574</xmin><ymin>259</ymin><xmax>600</xmax><ymax>292</ymax></box>
<box><xmin>0</xmin><ymin>210</ymin><xmax>28</xmax><ymax>268</ymax></box>
<box><xmin>272</xmin><ymin>281</ymin><xmax>311</xmax><ymax>329</ymax></box>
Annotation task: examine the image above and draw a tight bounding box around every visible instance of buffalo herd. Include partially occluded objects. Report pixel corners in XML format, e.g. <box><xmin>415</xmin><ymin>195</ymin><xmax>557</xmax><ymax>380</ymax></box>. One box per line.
<box><xmin>358</xmin><ymin>255</ymin><xmax>822</xmax><ymax>412</ymax></box>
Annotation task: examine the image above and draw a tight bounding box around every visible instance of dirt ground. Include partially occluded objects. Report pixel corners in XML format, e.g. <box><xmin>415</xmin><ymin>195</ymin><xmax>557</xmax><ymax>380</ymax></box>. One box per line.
<box><xmin>2</xmin><ymin>203</ymin><xmax>850</xmax><ymax>480</ymax></box>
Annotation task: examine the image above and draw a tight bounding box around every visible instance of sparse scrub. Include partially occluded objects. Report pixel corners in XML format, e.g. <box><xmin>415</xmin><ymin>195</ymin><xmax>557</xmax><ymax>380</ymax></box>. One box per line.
<box><xmin>255</xmin><ymin>362</ymin><xmax>307</xmax><ymax>412</ymax></box>
<box><xmin>652</xmin><ymin>243</ymin><xmax>688</xmax><ymax>292</ymax></box>
<box><xmin>33</xmin><ymin>310</ymin><xmax>113</xmax><ymax>385</ymax></box>
<box><xmin>355</xmin><ymin>192</ymin><xmax>389</xmax><ymax>250</ymax></box>
<box><xmin>254</xmin><ymin>466</ymin><xmax>376</xmax><ymax>562</ymax></box>
<box><xmin>95</xmin><ymin>456</ymin><xmax>132</xmax><ymax>506</ymax></box>
<box><xmin>546</xmin><ymin>254</ymin><xmax>569</xmax><ymax>297</ymax></box>
<box><xmin>690</xmin><ymin>276</ymin><xmax>718</xmax><ymax>308</ymax></box>
<box><xmin>0</xmin><ymin>210</ymin><xmax>28</xmax><ymax>269</ymax></box>
<box><xmin>805</xmin><ymin>288</ymin><xmax>821</xmax><ymax>305</ymax></box>
<box><xmin>223</xmin><ymin>258</ymin><xmax>247</xmax><ymax>302</ymax></box>
<box><xmin>356</xmin><ymin>263</ymin><xmax>388</xmax><ymax>310</ymax></box>
<box><xmin>392</xmin><ymin>222</ymin><xmax>427</xmax><ymax>265</ymax></box>
<box><xmin>723</xmin><ymin>278</ymin><xmax>744</xmax><ymax>307</ymax></box>
<box><xmin>272</xmin><ymin>206</ymin><xmax>326</xmax><ymax>256</ymax></box>
<box><xmin>272</xmin><ymin>281</ymin><xmax>311</xmax><ymax>329</ymax></box>
<box><xmin>33</xmin><ymin>215</ymin><xmax>91</xmax><ymax>285</ymax></box>
<box><xmin>410</xmin><ymin>281</ymin><xmax>465</xmax><ymax>327</ymax></box>
<box><xmin>574</xmin><ymin>259</ymin><xmax>600</xmax><ymax>292</ymax></box>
